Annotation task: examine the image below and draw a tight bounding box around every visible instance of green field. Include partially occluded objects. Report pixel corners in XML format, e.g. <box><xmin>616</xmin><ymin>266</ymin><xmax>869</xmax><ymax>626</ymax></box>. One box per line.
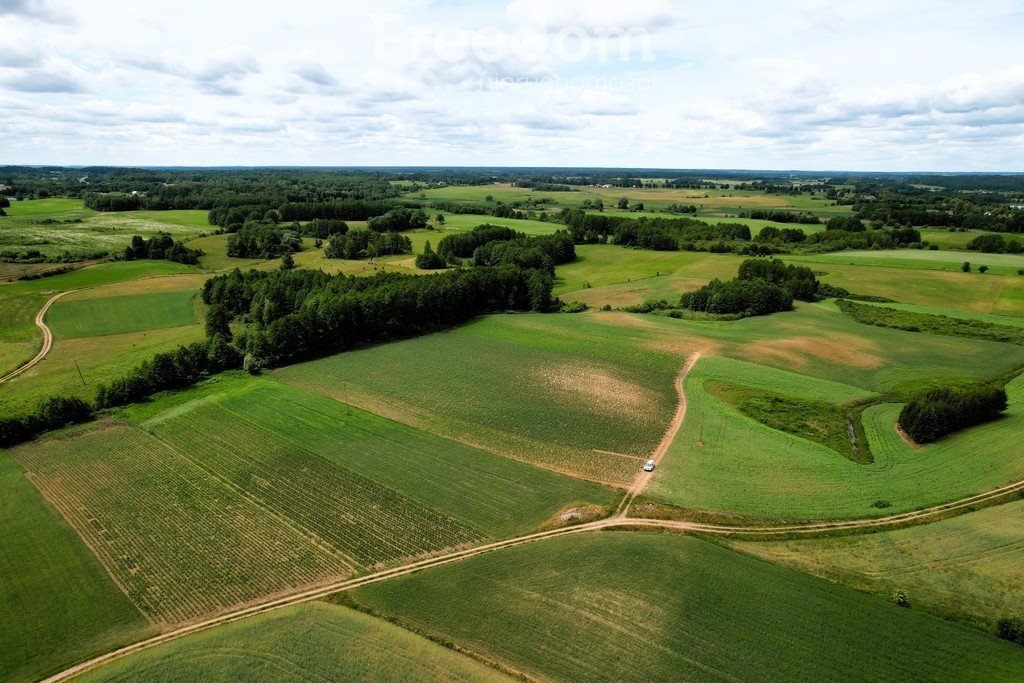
<box><xmin>731</xmin><ymin>501</ymin><xmax>1024</xmax><ymax>631</ymax></box>
<box><xmin>48</xmin><ymin>290</ymin><xmax>198</xmax><ymax>338</ymax></box>
<box><xmin>0</xmin><ymin>455</ymin><xmax>151</xmax><ymax>682</ymax></box>
<box><xmin>0</xmin><ymin>200</ymin><xmax>210</xmax><ymax>260</ymax></box>
<box><xmin>645</xmin><ymin>357</ymin><xmax>1024</xmax><ymax>519</ymax></box>
<box><xmin>10</xmin><ymin>373</ymin><xmax>614</xmax><ymax>625</ymax></box>
<box><xmin>790</xmin><ymin>248</ymin><xmax>1024</xmax><ymax>276</ymax></box>
<box><xmin>79</xmin><ymin>602</ymin><xmax>507</xmax><ymax>683</ymax></box>
<box><xmin>350</xmin><ymin>532</ymin><xmax>1024</xmax><ymax>681</ymax></box>
<box><xmin>275</xmin><ymin>313</ymin><xmax>687</xmax><ymax>484</ymax></box>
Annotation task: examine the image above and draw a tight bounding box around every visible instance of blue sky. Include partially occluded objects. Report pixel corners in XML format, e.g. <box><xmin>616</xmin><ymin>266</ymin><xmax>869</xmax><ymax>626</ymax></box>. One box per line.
<box><xmin>1</xmin><ymin>0</ymin><xmax>1023</xmax><ymax>170</ymax></box>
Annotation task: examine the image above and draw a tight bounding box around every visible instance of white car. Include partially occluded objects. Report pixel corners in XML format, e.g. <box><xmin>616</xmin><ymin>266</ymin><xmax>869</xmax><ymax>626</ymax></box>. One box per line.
<box><xmin>643</xmin><ymin>459</ymin><xmax>656</xmax><ymax>472</ymax></box>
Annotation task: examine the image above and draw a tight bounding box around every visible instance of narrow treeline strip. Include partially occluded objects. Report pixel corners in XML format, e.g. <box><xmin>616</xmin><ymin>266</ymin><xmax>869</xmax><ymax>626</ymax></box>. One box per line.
<box><xmin>836</xmin><ymin>299</ymin><xmax>1024</xmax><ymax>346</ymax></box>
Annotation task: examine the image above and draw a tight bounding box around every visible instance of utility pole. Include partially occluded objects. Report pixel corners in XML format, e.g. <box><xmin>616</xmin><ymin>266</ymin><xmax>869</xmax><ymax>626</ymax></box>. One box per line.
<box><xmin>72</xmin><ymin>359</ymin><xmax>86</xmax><ymax>386</ymax></box>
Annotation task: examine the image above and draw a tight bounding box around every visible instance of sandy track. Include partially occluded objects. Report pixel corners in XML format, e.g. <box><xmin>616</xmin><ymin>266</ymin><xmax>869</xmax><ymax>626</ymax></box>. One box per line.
<box><xmin>0</xmin><ymin>290</ymin><xmax>71</xmax><ymax>384</ymax></box>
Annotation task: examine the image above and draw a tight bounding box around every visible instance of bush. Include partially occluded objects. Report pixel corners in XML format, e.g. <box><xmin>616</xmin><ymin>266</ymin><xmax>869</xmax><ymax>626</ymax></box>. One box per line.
<box><xmin>979</xmin><ymin>265</ymin><xmax>989</xmax><ymax>273</ymax></box>
<box><xmin>898</xmin><ymin>383</ymin><xmax>1008</xmax><ymax>443</ymax></box>
<box><xmin>560</xmin><ymin>300</ymin><xmax>588</xmax><ymax>313</ymax></box>
<box><xmin>997</xmin><ymin>617</ymin><xmax>1024</xmax><ymax>645</ymax></box>
<box><xmin>892</xmin><ymin>590</ymin><xmax>911</xmax><ymax>608</ymax></box>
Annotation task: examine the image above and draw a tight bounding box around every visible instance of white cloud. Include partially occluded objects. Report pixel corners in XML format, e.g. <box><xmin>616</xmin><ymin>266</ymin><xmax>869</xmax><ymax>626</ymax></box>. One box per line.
<box><xmin>1</xmin><ymin>0</ymin><xmax>1023</xmax><ymax>169</ymax></box>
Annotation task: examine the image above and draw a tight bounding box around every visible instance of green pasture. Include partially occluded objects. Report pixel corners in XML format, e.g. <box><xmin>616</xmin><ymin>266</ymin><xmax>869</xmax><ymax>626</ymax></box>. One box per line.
<box><xmin>645</xmin><ymin>357</ymin><xmax>1024</xmax><ymax>520</ymax></box>
<box><xmin>732</xmin><ymin>500</ymin><xmax>1024</xmax><ymax>631</ymax></box>
<box><xmin>351</xmin><ymin>532</ymin><xmax>1024</xmax><ymax>682</ymax></box>
<box><xmin>0</xmin><ymin>455</ymin><xmax>150</xmax><ymax>682</ymax></box>
<box><xmin>789</xmin><ymin>248</ymin><xmax>1024</xmax><ymax>276</ymax></box>
<box><xmin>48</xmin><ymin>290</ymin><xmax>198</xmax><ymax>338</ymax></box>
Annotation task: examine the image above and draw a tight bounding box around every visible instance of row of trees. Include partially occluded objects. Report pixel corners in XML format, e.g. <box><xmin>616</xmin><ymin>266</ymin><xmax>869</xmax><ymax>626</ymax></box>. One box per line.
<box><xmin>744</xmin><ymin>210</ymin><xmax>820</xmax><ymax>224</ymax></box>
<box><xmin>124</xmin><ymin>233</ymin><xmax>203</xmax><ymax>265</ymax></box>
<box><xmin>0</xmin><ymin>396</ymin><xmax>93</xmax><ymax>448</ymax></box>
<box><xmin>203</xmin><ymin>265</ymin><xmax>553</xmax><ymax>368</ymax></box>
<box><xmin>899</xmin><ymin>383</ymin><xmax>1008</xmax><ymax>443</ymax></box>
<box><xmin>966</xmin><ymin>233</ymin><xmax>1024</xmax><ymax>254</ymax></box>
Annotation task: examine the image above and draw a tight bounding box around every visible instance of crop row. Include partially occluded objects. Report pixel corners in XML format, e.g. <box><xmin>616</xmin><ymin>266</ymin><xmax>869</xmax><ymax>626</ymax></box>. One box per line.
<box><xmin>149</xmin><ymin>405</ymin><xmax>483</xmax><ymax>568</ymax></box>
<box><xmin>15</xmin><ymin>426</ymin><xmax>351</xmax><ymax>625</ymax></box>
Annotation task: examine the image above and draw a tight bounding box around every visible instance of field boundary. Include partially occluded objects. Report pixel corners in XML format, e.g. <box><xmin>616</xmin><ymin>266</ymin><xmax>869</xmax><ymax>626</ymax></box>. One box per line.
<box><xmin>0</xmin><ymin>290</ymin><xmax>74</xmax><ymax>384</ymax></box>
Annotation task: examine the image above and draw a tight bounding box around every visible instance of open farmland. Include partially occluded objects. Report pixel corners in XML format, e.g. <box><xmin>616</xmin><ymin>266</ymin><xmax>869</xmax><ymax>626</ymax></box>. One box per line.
<box><xmin>275</xmin><ymin>313</ymin><xmax>689</xmax><ymax>484</ymax></box>
<box><xmin>78</xmin><ymin>602</ymin><xmax>508</xmax><ymax>683</ymax></box>
<box><xmin>0</xmin><ymin>455</ymin><xmax>151</xmax><ymax>682</ymax></box>
<box><xmin>9</xmin><ymin>372</ymin><xmax>615</xmax><ymax>627</ymax></box>
<box><xmin>48</xmin><ymin>290</ymin><xmax>198</xmax><ymax>338</ymax></box>
<box><xmin>349</xmin><ymin>532</ymin><xmax>1024</xmax><ymax>682</ymax></box>
<box><xmin>0</xmin><ymin>199</ymin><xmax>210</xmax><ymax>260</ymax></box>
<box><xmin>644</xmin><ymin>358</ymin><xmax>1024</xmax><ymax>520</ymax></box>
<box><xmin>730</xmin><ymin>500</ymin><xmax>1024</xmax><ymax>631</ymax></box>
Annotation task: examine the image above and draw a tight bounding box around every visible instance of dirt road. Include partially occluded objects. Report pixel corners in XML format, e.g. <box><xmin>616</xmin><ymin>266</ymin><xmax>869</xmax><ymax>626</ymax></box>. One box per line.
<box><xmin>615</xmin><ymin>352</ymin><xmax>702</xmax><ymax>516</ymax></box>
<box><xmin>0</xmin><ymin>290</ymin><xmax>70</xmax><ymax>384</ymax></box>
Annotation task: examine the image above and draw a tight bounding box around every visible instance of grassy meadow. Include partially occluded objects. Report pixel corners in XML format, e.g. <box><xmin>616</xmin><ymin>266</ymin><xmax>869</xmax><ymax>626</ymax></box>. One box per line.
<box><xmin>645</xmin><ymin>357</ymin><xmax>1024</xmax><ymax>520</ymax></box>
<box><xmin>79</xmin><ymin>602</ymin><xmax>507</xmax><ymax>683</ymax></box>
<box><xmin>731</xmin><ymin>500</ymin><xmax>1024</xmax><ymax>632</ymax></box>
<box><xmin>350</xmin><ymin>532</ymin><xmax>1024</xmax><ymax>682</ymax></box>
<box><xmin>0</xmin><ymin>199</ymin><xmax>210</xmax><ymax>261</ymax></box>
<box><xmin>48</xmin><ymin>290</ymin><xmax>198</xmax><ymax>338</ymax></box>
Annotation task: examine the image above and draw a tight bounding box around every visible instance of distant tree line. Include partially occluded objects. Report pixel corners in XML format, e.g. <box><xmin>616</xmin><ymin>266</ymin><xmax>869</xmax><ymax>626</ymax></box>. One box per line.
<box><xmin>899</xmin><ymin>383</ymin><xmax>1008</xmax><ymax>444</ymax></box>
<box><xmin>742</xmin><ymin>210</ymin><xmax>820</xmax><ymax>224</ymax></box>
<box><xmin>124</xmin><ymin>233</ymin><xmax>203</xmax><ymax>265</ymax></box>
<box><xmin>966</xmin><ymin>234</ymin><xmax>1024</xmax><ymax>254</ymax></box>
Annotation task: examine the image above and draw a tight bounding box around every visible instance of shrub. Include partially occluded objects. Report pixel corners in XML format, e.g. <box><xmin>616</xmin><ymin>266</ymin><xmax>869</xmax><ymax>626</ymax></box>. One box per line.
<box><xmin>962</xmin><ymin>261</ymin><xmax>971</xmax><ymax>272</ymax></box>
<box><xmin>560</xmin><ymin>300</ymin><xmax>588</xmax><ymax>313</ymax></box>
<box><xmin>997</xmin><ymin>617</ymin><xmax>1024</xmax><ymax>645</ymax></box>
<box><xmin>892</xmin><ymin>590</ymin><xmax>911</xmax><ymax>608</ymax></box>
<box><xmin>979</xmin><ymin>265</ymin><xmax>989</xmax><ymax>273</ymax></box>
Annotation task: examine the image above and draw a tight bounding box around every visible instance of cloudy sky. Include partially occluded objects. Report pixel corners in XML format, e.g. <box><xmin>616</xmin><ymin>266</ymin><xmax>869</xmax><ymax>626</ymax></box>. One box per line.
<box><xmin>2</xmin><ymin>0</ymin><xmax>1023</xmax><ymax>170</ymax></box>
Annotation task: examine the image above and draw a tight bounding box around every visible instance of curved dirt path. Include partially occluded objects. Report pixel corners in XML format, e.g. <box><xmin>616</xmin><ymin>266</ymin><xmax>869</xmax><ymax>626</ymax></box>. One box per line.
<box><xmin>0</xmin><ymin>290</ymin><xmax>72</xmax><ymax>384</ymax></box>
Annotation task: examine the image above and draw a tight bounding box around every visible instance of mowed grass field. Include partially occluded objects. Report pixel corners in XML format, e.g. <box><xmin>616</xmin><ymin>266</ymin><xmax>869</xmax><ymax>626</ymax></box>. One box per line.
<box><xmin>78</xmin><ymin>602</ymin><xmax>507</xmax><ymax>683</ymax></box>
<box><xmin>10</xmin><ymin>373</ymin><xmax>614</xmax><ymax>625</ymax></box>
<box><xmin>275</xmin><ymin>313</ymin><xmax>690</xmax><ymax>484</ymax></box>
<box><xmin>645</xmin><ymin>357</ymin><xmax>1024</xmax><ymax>520</ymax></box>
<box><xmin>790</xmin><ymin>248</ymin><xmax>1024</xmax><ymax>276</ymax></box>
<box><xmin>0</xmin><ymin>455</ymin><xmax>151</xmax><ymax>682</ymax></box>
<box><xmin>48</xmin><ymin>290</ymin><xmax>198</xmax><ymax>338</ymax></box>
<box><xmin>731</xmin><ymin>500</ymin><xmax>1024</xmax><ymax>631</ymax></box>
<box><xmin>549</xmin><ymin>244</ymin><xmax>1024</xmax><ymax>314</ymax></box>
<box><xmin>349</xmin><ymin>532</ymin><xmax>1024</xmax><ymax>681</ymax></box>
<box><xmin>406</xmin><ymin>182</ymin><xmax>853</xmax><ymax>219</ymax></box>
<box><xmin>0</xmin><ymin>199</ymin><xmax>210</xmax><ymax>260</ymax></box>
